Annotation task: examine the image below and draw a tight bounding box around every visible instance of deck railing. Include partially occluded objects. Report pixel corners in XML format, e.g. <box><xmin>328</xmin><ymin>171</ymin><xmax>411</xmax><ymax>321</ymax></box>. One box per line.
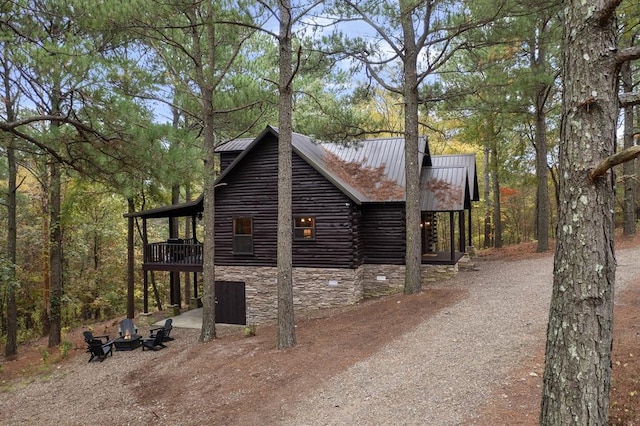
<box><xmin>144</xmin><ymin>238</ymin><xmax>203</xmax><ymax>266</ymax></box>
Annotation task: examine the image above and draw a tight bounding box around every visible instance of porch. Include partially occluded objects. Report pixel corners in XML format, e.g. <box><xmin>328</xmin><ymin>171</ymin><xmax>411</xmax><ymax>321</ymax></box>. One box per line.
<box><xmin>143</xmin><ymin>238</ymin><xmax>203</xmax><ymax>272</ymax></box>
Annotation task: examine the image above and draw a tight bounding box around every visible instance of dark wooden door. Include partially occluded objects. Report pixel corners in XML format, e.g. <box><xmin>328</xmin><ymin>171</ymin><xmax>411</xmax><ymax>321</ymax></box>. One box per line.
<box><xmin>214</xmin><ymin>281</ymin><xmax>246</xmax><ymax>325</ymax></box>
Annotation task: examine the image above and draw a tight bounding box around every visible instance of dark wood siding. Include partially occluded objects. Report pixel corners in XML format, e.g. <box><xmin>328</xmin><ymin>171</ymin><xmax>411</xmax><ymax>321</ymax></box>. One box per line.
<box><xmin>219</xmin><ymin>151</ymin><xmax>242</xmax><ymax>173</ymax></box>
<box><xmin>214</xmin><ymin>134</ymin><xmax>357</xmax><ymax>268</ymax></box>
<box><xmin>361</xmin><ymin>203</ymin><xmax>406</xmax><ymax>265</ymax></box>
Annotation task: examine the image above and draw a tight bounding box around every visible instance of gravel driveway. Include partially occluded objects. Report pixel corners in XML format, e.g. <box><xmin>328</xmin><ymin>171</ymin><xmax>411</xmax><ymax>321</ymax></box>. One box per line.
<box><xmin>285</xmin><ymin>246</ymin><xmax>640</xmax><ymax>425</ymax></box>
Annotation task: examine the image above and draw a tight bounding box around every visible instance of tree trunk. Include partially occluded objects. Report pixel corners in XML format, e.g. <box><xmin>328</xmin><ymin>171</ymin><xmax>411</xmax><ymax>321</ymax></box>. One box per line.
<box><xmin>491</xmin><ymin>142</ymin><xmax>502</xmax><ymax>248</ymax></box>
<box><xmin>3</xmin><ymin>52</ymin><xmax>18</xmax><ymax>358</ymax></box>
<box><xmin>621</xmin><ymin>59</ymin><xmax>636</xmax><ymax>236</ymax></box>
<box><xmin>126</xmin><ymin>198</ymin><xmax>135</xmax><ymax>318</ymax></box>
<box><xmin>276</xmin><ymin>0</ymin><xmax>296</xmax><ymax>350</ymax></box>
<box><xmin>534</xmin><ymin>90</ymin><xmax>550</xmax><ymax>252</ymax></box>
<box><xmin>170</xmin><ymin>184</ymin><xmax>181</xmax><ymax>309</ymax></box>
<box><xmin>4</xmin><ymin>135</ymin><xmax>18</xmax><ymax>359</ymax></box>
<box><xmin>483</xmin><ymin>146</ymin><xmax>492</xmax><ymax>248</ymax></box>
<box><xmin>199</xmin><ymin>116</ymin><xmax>217</xmax><ymax>342</ymax></box>
<box><xmin>530</xmin><ymin>15</ymin><xmax>553</xmax><ymax>253</ymax></box>
<box><xmin>41</xmin><ymin>177</ymin><xmax>51</xmax><ymax>337</ymax></box>
<box><xmin>400</xmin><ymin>0</ymin><xmax>422</xmax><ymax>294</ymax></box>
<box><xmin>197</xmin><ymin>3</ymin><xmax>217</xmax><ymax>342</ymax></box>
<box><xmin>540</xmin><ymin>1</ymin><xmax>618</xmax><ymax>423</ymax></box>
<box><xmin>184</xmin><ymin>184</ymin><xmax>192</xmax><ymax>304</ymax></box>
<box><xmin>48</xmin><ymin>160</ymin><xmax>63</xmax><ymax>347</ymax></box>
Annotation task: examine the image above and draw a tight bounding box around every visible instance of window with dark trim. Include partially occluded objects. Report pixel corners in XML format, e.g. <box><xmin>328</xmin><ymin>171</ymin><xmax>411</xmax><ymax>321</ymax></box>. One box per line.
<box><xmin>294</xmin><ymin>216</ymin><xmax>316</xmax><ymax>240</ymax></box>
<box><xmin>233</xmin><ymin>217</ymin><xmax>253</xmax><ymax>254</ymax></box>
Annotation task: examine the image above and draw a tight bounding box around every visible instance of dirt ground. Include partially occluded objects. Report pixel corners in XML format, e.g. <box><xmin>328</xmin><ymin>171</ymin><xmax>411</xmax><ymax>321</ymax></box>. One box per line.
<box><xmin>2</xmin><ymin>235</ymin><xmax>640</xmax><ymax>424</ymax></box>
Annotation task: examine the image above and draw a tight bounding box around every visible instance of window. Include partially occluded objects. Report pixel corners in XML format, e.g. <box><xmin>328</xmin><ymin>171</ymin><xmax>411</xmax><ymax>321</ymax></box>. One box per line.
<box><xmin>233</xmin><ymin>218</ymin><xmax>253</xmax><ymax>254</ymax></box>
<box><xmin>294</xmin><ymin>216</ymin><xmax>316</xmax><ymax>240</ymax></box>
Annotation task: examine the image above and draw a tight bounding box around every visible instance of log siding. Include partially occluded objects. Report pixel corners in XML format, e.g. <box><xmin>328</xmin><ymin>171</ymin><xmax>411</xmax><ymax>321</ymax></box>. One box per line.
<box><xmin>214</xmin><ymin>134</ymin><xmax>358</xmax><ymax>269</ymax></box>
<box><xmin>360</xmin><ymin>203</ymin><xmax>406</xmax><ymax>265</ymax></box>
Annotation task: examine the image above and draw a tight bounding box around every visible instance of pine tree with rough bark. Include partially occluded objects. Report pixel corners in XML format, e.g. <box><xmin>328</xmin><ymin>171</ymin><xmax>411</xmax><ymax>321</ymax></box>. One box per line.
<box><xmin>541</xmin><ymin>0</ymin><xmax>640</xmax><ymax>423</ymax></box>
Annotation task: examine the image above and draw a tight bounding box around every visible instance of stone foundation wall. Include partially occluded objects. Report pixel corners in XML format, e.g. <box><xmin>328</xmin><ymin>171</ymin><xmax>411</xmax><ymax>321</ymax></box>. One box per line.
<box><xmin>420</xmin><ymin>263</ymin><xmax>458</xmax><ymax>283</ymax></box>
<box><xmin>215</xmin><ymin>265</ymin><xmax>363</xmax><ymax>324</ymax></box>
<box><xmin>216</xmin><ymin>261</ymin><xmax>458</xmax><ymax>323</ymax></box>
<box><xmin>361</xmin><ymin>264</ymin><xmax>406</xmax><ymax>297</ymax></box>
<box><xmin>361</xmin><ymin>263</ymin><xmax>459</xmax><ymax>297</ymax></box>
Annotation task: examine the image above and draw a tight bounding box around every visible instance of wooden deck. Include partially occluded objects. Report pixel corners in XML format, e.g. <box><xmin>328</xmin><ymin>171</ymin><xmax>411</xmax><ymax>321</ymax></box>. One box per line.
<box><xmin>142</xmin><ymin>241</ymin><xmax>464</xmax><ymax>272</ymax></box>
<box><xmin>143</xmin><ymin>240</ymin><xmax>203</xmax><ymax>272</ymax></box>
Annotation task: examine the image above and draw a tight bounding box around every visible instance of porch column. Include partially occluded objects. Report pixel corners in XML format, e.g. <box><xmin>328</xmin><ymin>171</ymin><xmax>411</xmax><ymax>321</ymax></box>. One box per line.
<box><xmin>468</xmin><ymin>205</ymin><xmax>473</xmax><ymax>247</ymax></box>
<box><xmin>458</xmin><ymin>210</ymin><xmax>466</xmax><ymax>252</ymax></box>
<box><xmin>143</xmin><ymin>270</ymin><xmax>149</xmax><ymax>314</ymax></box>
<box><xmin>449</xmin><ymin>211</ymin><xmax>455</xmax><ymax>261</ymax></box>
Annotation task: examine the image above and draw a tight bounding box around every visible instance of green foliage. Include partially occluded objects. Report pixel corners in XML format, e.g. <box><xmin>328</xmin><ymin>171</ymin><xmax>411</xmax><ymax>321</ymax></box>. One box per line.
<box><xmin>244</xmin><ymin>324</ymin><xmax>257</xmax><ymax>337</ymax></box>
<box><xmin>59</xmin><ymin>341</ymin><xmax>73</xmax><ymax>359</ymax></box>
<box><xmin>40</xmin><ymin>349</ymin><xmax>49</xmax><ymax>364</ymax></box>
<box><xmin>0</xmin><ymin>256</ymin><xmax>19</xmax><ymax>292</ymax></box>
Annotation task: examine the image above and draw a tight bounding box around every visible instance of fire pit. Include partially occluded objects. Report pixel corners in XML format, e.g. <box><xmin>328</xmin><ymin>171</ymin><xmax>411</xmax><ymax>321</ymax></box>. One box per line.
<box><xmin>112</xmin><ymin>333</ymin><xmax>141</xmax><ymax>351</ymax></box>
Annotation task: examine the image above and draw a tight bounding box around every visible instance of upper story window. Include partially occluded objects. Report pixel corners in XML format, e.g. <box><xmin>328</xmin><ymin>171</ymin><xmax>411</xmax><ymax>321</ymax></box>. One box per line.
<box><xmin>294</xmin><ymin>216</ymin><xmax>315</xmax><ymax>240</ymax></box>
<box><xmin>233</xmin><ymin>217</ymin><xmax>253</xmax><ymax>254</ymax></box>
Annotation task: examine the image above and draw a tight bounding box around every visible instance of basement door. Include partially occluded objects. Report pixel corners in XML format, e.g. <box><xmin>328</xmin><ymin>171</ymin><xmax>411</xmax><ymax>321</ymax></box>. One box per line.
<box><xmin>214</xmin><ymin>281</ymin><xmax>246</xmax><ymax>325</ymax></box>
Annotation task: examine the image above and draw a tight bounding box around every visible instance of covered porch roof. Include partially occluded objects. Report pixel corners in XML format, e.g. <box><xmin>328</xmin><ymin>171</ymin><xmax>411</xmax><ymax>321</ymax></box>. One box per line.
<box><xmin>124</xmin><ymin>194</ymin><xmax>203</xmax><ymax>219</ymax></box>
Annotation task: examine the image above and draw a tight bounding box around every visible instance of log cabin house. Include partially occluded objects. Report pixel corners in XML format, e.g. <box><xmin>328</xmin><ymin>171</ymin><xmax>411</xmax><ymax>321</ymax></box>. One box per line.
<box><xmin>125</xmin><ymin>125</ymin><xmax>478</xmax><ymax>325</ymax></box>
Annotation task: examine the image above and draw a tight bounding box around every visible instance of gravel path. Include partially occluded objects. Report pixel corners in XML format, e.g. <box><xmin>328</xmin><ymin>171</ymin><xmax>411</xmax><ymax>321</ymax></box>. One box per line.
<box><xmin>284</xmin><ymin>246</ymin><xmax>640</xmax><ymax>425</ymax></box>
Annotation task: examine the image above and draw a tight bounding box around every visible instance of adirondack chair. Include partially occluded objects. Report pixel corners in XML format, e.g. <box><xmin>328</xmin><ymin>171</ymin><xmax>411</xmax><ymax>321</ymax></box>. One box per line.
<box><xmin>83</xmin><ymin>331</ymin><xmax>113</xmax><ymax>363</ymax></box>
<box><xmin>142</xmin><ymin>328</ymin><xmax>167</xmax><ymax>351</ymax></box>
<box><xmin>149</xmin><ymin>318</ymin><xmax>173</xmax><ymax>342</ymax></box>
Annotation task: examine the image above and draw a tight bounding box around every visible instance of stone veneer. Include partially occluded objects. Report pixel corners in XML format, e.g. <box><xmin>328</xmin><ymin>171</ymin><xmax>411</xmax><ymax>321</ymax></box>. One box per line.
<box><xmin>215</xmin><ymin>265</ymin><xmax>363</xmax><ymax>325</ymax></box>
<box><xmin>361</xmin><ymin>263</ymin><xmax>459</xmax><ymax>297</ymax></box>
<box><xmin>216</xmin><ymin>262</ymin><xmax>458</xmax><ymax>324</ymax></box>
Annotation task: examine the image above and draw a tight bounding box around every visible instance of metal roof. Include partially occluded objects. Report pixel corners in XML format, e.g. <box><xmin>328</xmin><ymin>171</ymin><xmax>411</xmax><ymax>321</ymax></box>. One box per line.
<box><xmin>126</xmin><ymin>126</ymin><xmax>475</xmax><ymax>217</ymax></box>
<box><xmin>290</xmin><ymin>132</ymin><xmax>371</xmax><ymax>203</ymax></box>
<box><xmin>215</xmin><ymin>138</ymin><xmax>253</xmax><ymax>152</ymax></box>
<box><xmin>431</xmin><ymin>154</ymin><xmax>479</xmax><ymax>201</ymax></box>
<box><xmin>420</xmin><ymin>166</ymin><xmax>469</xmax><ymax>211</ymax></box>
<box><xmin>124</xmin><ymin>194</ymin><xmax>203</xmax><ymax>218</ymax></box>
<box><xmin>321</xmin><ymin>136</ymin><xmax>427</xmax><ymax>189</ymax></box>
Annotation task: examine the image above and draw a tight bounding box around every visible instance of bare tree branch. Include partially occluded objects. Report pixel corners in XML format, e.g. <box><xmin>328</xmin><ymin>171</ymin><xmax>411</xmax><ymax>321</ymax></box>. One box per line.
<box><xmin>590</xmin><ymin>145</ymin><xmax>640</xmax><ymax>181</ymax></box>
<box><xmin>620</xmin><ymin>91</ymin><xmax>640</xmax><ymax>108</ymax></box>
<box><xmin>616</xmin><ymin>45</ymin><xmax>640</xmax><ymax>65</ymax></box>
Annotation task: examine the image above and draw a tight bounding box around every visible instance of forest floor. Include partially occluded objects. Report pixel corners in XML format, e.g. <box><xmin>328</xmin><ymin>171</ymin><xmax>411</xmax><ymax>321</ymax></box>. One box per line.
<box><xmin>1</xmin><ymin>233</ymin><xmax>639</xmax><ymax>424</ymax></box>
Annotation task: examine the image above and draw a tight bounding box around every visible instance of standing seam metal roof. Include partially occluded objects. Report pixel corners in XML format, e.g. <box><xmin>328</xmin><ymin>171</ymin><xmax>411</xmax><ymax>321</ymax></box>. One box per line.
<box><xmin>431</xmin><ymin>154</ymin><xmax>479</xmax><ymax>201</ymax></box>
<box><xmin>216</xmin><ymin>128</ymin><xmax>446</xmax><ymax>205</ymax></box>
<box><xmin>126</xmin><ymin>127</ymin><xmax>477</xmax><ymax>217</ymax></box>
<box><xmin>420</xmin><ymin>166</ymin><xmax>470</xmax><ymax>211</ymax></box>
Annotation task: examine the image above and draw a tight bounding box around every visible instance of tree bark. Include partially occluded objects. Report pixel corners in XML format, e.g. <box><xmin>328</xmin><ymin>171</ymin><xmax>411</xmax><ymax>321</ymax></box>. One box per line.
<box><xmin>199</xmin><ymin>112</ymin><xmax>217</xmax><ymax>342</ymax></box>
<box><xmin>184</xmin><ymin>184</ymin><xmax>192</xmax><ymax>304</ymax></box>
<box><xmin>621</xmin><ymin>59</ymin><xmax>636</xmax><ymax>235</ymax></box>
<box><xmin>400</xmin><ymin>0</ymin><xmax>422</xmax><ymax>294</ymax></box>
<box><xmin>528</xmin><ymin>14</ymin><xmax>553</xmax><ymax>253</ymax></box>
<box><xmin>170</xmin><ymin>184</ymin><xmax>181</xmax><ymax>309</ymax></box>
<box><xmin>534</xmin><ymin>98</ymin><xmax>550</xmax><ymax>252</ymax></box>
<box><xmin>276</xmin><ymin>0</ymin><xmax>296</xmax><ymax>350</ymax></box>
<box><xmin>4</xmin><ymin>135</ymin><xmax>18</xmax><ymax>359</ymax></box>
<box><xmin>483</xmin><ymin>146</ymin><xmax>492</xmax><ymax>248</ymax></box>
<box><xmin>532</xmin><ymin>41</ymin><xmax>551</xmax><ymax>252</ymax></box>
<box><xmin>3</xmin><ymin>50</ymin><xmax>18</xmax><ymax>358</ymax></box>
<box><xmin>540</xmin><ymin>1</ymin><xmax>618</xmax><ymax>423</ymax></box>
<box><xmin>491</xmin><ymin>141</ymin><xmax>502</xmax><ymax>248</ymax></box>
<box><xmin>198</xmin><ymin>3</ymin><xmax>217</xmax><ymax>342</ymax></box>
<box><xmin>48</xmin><ymin>160</ymin><xmax>63</xmax><ymax>347</ymax></box>
<box><xmin>127</xmin><ymin>198</ymin><xmax>135</xmax><ymax>318</ymax></box>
